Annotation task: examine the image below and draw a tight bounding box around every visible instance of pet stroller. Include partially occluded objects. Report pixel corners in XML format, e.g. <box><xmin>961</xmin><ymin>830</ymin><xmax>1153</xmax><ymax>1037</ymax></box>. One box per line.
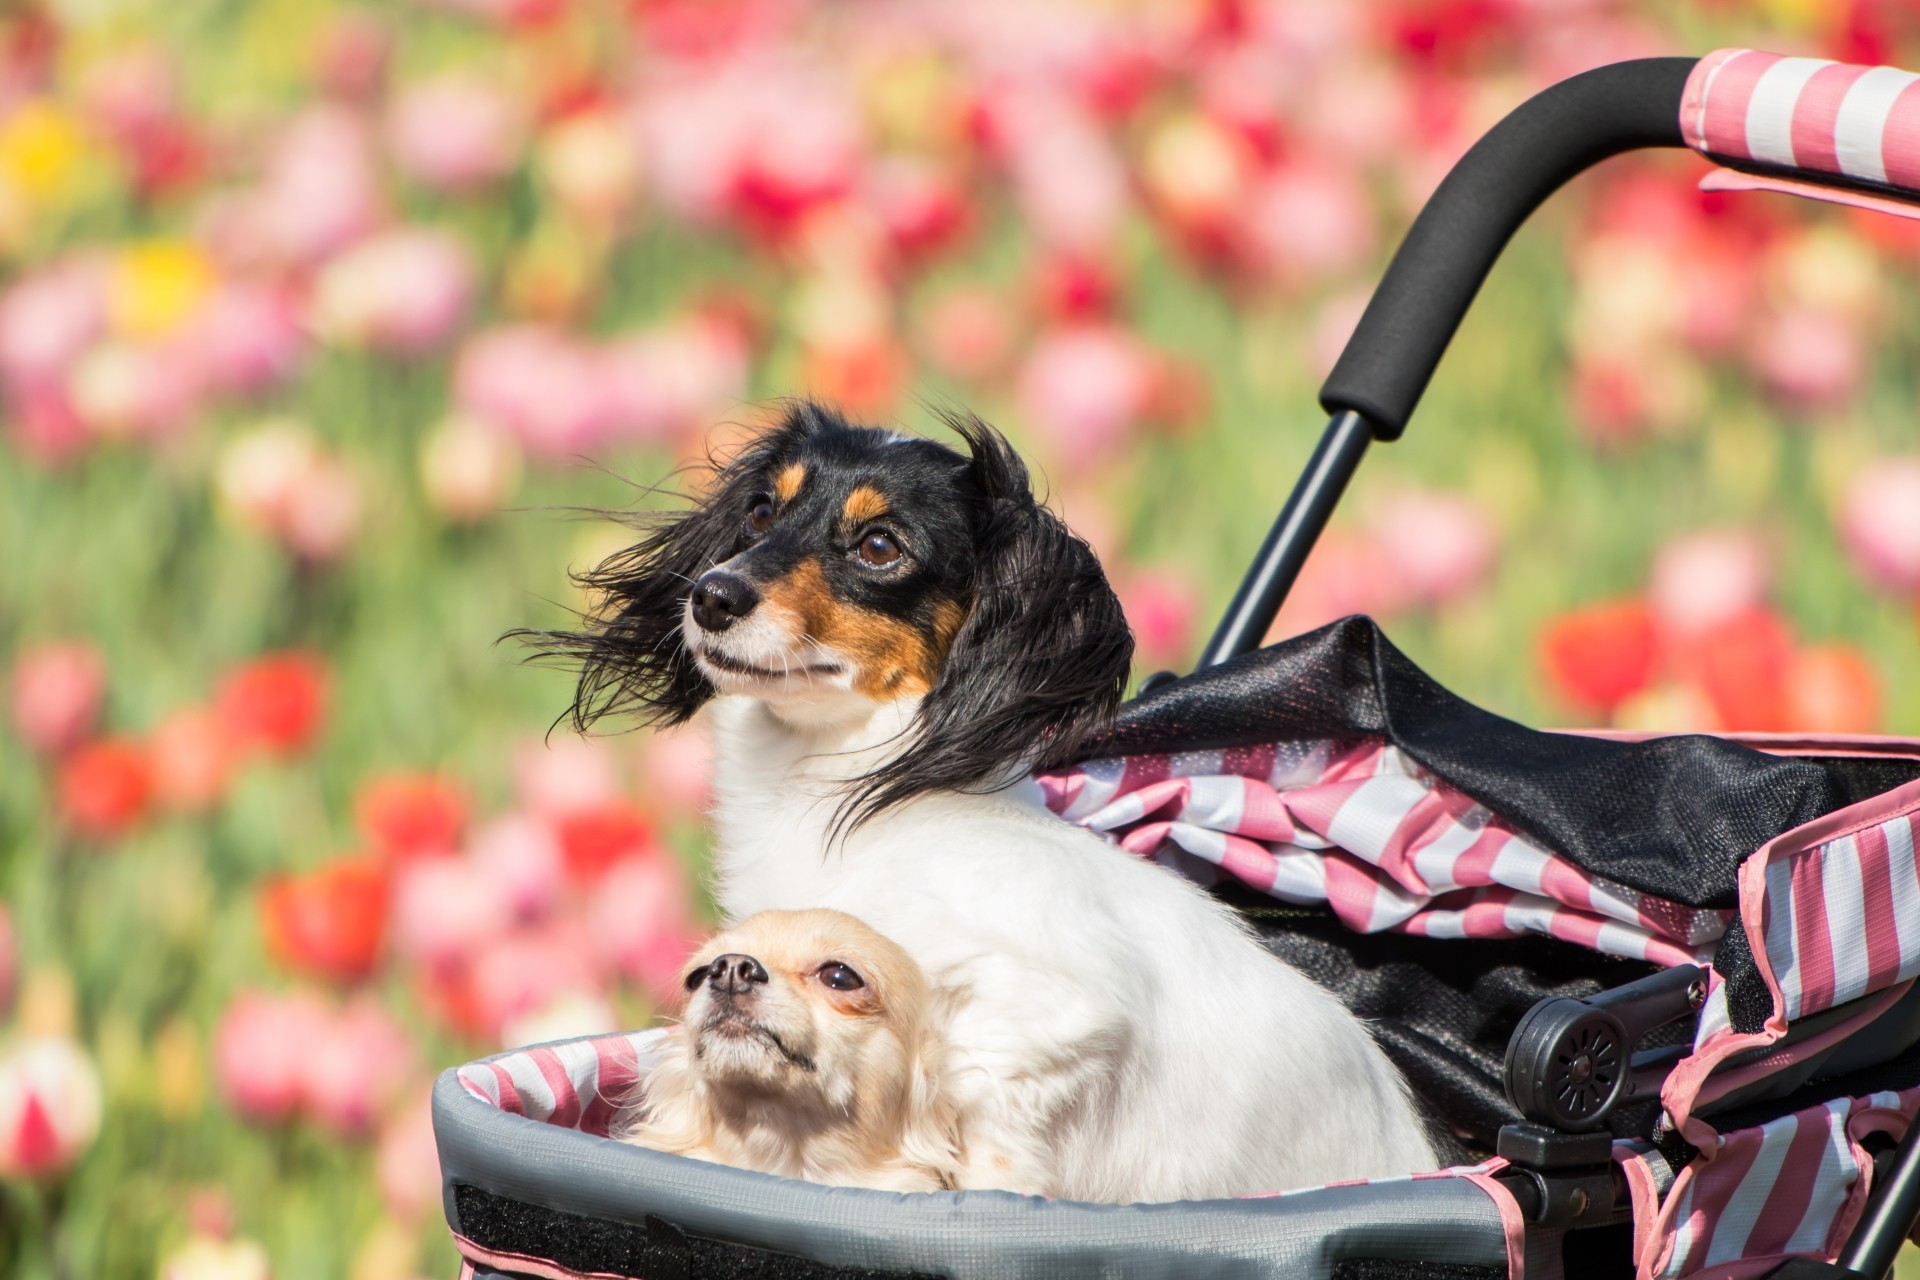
<box><xmin>433</xmin><ymin>50</ymin><xmax>1920</xmax><ymax>1280</ymax></box>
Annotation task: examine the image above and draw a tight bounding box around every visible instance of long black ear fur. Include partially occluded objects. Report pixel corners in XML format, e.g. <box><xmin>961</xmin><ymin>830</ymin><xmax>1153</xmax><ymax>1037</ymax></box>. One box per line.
<box><xmin>515</xmin><ymin>404</ymin><xmax>834</xmax><ymax>731</ymax></box>
<box><xmin>844</xmin><ymin>411</ymin><xmax>1134</xmax><ymax>826</ymax></box>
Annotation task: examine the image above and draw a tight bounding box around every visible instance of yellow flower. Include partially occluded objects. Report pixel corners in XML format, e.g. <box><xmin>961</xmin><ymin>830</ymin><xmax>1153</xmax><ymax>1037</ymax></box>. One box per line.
<box><xmin>111</xmin><ymin>240</ymin><xmax>217</xmax><ymax>338</ymax></box>
<box><xmin>0</xmin><ymin>101</ymin><xmax>86</xmax><ymax>203</ymax></box>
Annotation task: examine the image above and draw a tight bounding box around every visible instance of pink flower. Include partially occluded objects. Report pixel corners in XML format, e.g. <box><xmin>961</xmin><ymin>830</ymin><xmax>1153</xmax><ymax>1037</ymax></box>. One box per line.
<box><xmin>7</xmin><ymin>386</ymin><xmax>90</xmax><ymax>464</ymax></box>
<box><xmin>1840</xmin><ymin>457</ymin><xmax>1920</xmax><ymax>592</ymax></box>
<box><xmin>239</xmin><ymin>106</ymin><xmax>383</xmax><ymax>268</ymax></box>
<box><xmin>1118</xmin><ymin>571</ymin><xmax>1200</xmax><ymax>670</ymax></box>
<box><xmin>0</xmin><ymin>257</ymin><xmax>106</xmax><ymax>391</ymax></box>
<box><xmin>453</xmin><ymin>326</ymin><xmax>607</xmax><ymax>458</ymax></box>
<box><xmin>391</xmin><ymin>856</ymin><xmax>512</xmax><ymax>972</ymax></box>
<box><xmin>1297</xmin><ymin>61</ymin><xmax>1413</xmax><ymax>164</ymax></box>
<box><xmin>1649</xmin><ymin>529</ymin><xmax>1771</xmax><ymax>639</ymax></box>
<box><xmin>1016</xmin><ymin>324</ymin><xmax>1157</xmax><ymax>466</ymax></box>
<box><xmin>1266</xmin><ymin>528</ymin><xmax>1411</xmax><ymax>641</ymax></box>
<box><xmin>0</xmin><ymin>1036</ymin><xmax>103</xmax><ymax>1180</ymax></box>
<box><xmin>9</xmin><ymin>641</ymin><xmax>105</xmax><ymax>756</ymax></box>
<box><xmin>310</xmin><ymin>227</ymin><xmax>476</xmax><ymax>355</ymax></box>
<box><xmin>78</xmin><ymin>45</ymin><xmax>178</xmax><ymax>143</ymax></box>
<box><xmin>514</xmin><ymin>736</ymin><xmax>621</xmax><ymax>817</ymax></box>
<box><xmin>1240</xmin><ymin>156</ymin><xmax>1378</xmax><ymax>285</ymax></box>
<box><xmin>1751</xmin><ymin>307</ymin><xmax>1864</xmax><ymax>411</ymax></box>
<box><xmin>280</xmin><ymin>457</ymin><xmax>363</xmax><ymax>564</ymax></box>
<box><xmin>375</xmin><ymin>1097</ymin><xmax>441</xmax><ymax>1222</ymax></box>
<box><xmin>148</xmin><ymin>706</ymin><xmax>237</xmax><ymax>812</ymax></box>
<box><xmin>597</xmin><ymin>319</ymin><xmax>750</xmax><ymax>446</ymax></box>
<box><xmin>182</xmin><ymin>283</ymin><xmax>305</xmax><ymax>398</ymax></box>
<box><xmin>67</xmin><ymin>340</ymin><xmax>206</xmax><ymax>441</ymax></box>
<box><xmin>301</xmin><ymin>997</ymin><xmax>416</xmax><ymax>1138</ymax></box>
<box><xmin>588</xmin><ymin>856</ymin><xmax>701</xmax><ymax>1005</ymax></box>
<box><xmin>637</xmin><ymin>724</ymin><xmax>713</xmax><ymax>822</ymax></box>
<box><xmin>466</xmin><ymin>923</ymin><xmax>606</xmax><ymax>1039</ymax></box>
<box><xmin>728</xmin><ymin>80</ymin><xmax>863</xmax><ymax>241</ymax></box>
<box><xmin>469</xmin><ymin>814</ymin><xmax>565</xmax><ymax>922</ymax></box>
<box><xmin>863</xmin><ymin>156</ymin><xmax>973</xmax><ymax>266</ymax></box>
<box><xmin>214</xmin><ymin>989</ymin><xmax>330</xmax><ymax>1125</ymax></box>
<box><xmin>420</xmin><ymin>415</ymin><xmax>521</xmax><ymax>523</ymax></box>
<box><xmin>1367</xmin><ymin>488</ymin><xmax>1498</xmax><ymax>608</ymax></box>
<box><xmin>916</xmin><ymin>287</ymin><xmax>1015</xmax><ymax>384</ymax></box>
<box><xmin>387</xmin><ymin>73</ymin><xmax>525</xmax><ymax>193</ymax></box>
<box><xmin>216</xmin><ymin>419</ymin><xmax>322</xmax><ymax>535</ymax></box>
<box><xmin>1004</xmin><ymin>92</ymin><xmax>1127</xmax><ymax>251</ymax></box>
<box><xmin>313</xmin><ymin>10</ymin><xmax>392</xmax><ymax>103</ymax></box>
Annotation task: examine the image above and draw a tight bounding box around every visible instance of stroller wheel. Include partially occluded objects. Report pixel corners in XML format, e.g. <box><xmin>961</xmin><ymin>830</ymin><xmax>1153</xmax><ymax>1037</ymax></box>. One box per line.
<box><xmin>1505</xmin><ymin>997</ymin><xmax>1630</xmax><ymax>1131</ymax></box>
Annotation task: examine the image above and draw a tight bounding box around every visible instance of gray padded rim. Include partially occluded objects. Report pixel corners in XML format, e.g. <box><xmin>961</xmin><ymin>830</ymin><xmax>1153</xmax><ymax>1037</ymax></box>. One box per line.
<box><xmin>434</xmin><ymin>1052</ymin><xmax>1513</xmax><ymax>1279</ymax></box>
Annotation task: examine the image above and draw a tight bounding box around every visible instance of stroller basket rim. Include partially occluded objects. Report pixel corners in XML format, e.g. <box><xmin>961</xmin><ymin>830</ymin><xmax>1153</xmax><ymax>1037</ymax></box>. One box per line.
<box><xmin>431</xmin><ymin>1034</ymin><xmax>1519</xmax><ymax>1280</ymax></box>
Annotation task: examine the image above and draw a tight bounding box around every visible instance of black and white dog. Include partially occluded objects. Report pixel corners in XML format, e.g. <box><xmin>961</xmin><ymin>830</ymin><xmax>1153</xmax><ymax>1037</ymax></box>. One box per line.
<box><xmin>539</xmin><ymin>401</ymin><xmax>1434</xmax><ymax>1201</ymax></box>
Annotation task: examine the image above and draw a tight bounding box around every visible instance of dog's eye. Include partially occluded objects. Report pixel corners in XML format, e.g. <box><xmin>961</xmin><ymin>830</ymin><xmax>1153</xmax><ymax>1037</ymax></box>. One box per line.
<box><xmin>856</xmin><ymin>531</ymin><xmax>902</xmax><ymax>568</ymax></box>
<box><xmin>747</xmin><ymin>496</ymin><xmax>774</xmax><ymax>534</ymax></box>
<box><xmin>683</xmin><ymin>965</ymin><xmax>711</xmax><ymax>992</ymax></box>
<box><xmin>817</xmin><ymin>962</ymin><xmax>865</xmax><ymax>991</ymax></box>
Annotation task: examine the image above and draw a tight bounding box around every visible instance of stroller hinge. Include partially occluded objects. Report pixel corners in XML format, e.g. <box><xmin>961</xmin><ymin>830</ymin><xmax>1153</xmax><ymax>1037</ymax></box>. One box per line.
<box><xmin>1494</xmin><ymin>1123</ymin><xmax>1624</xmax><ymax>1229</ymax></box>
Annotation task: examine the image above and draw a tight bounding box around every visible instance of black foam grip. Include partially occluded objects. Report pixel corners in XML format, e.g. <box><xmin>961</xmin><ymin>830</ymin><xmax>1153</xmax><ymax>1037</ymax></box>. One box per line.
<box><xmin>1319</xmin><ymin>57</ymin><xmax>1698</xmax><ymax>441</ymax></box>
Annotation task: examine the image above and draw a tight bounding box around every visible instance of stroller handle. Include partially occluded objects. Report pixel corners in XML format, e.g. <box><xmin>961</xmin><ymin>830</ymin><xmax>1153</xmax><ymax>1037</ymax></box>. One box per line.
<box><xmin>1319</xmin><ymin>57</ymin><xmax>1697</xmax><ymax>442</ymax></box>
<box><xmin>1202</xmin><ymin>48</ymin><xmax>1920</xmax><ymax>669</ymax></box>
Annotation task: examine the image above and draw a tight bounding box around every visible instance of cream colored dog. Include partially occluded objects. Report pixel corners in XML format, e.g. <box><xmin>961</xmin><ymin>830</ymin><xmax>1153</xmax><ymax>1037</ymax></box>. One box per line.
<box><xmin>621</xmin><ymin>909</ymin><xmax>962</xmax><ymax>1192</ymax></box>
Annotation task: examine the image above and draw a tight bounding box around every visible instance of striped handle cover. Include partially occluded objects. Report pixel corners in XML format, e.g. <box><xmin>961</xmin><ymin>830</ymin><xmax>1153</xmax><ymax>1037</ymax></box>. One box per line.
<box><xmin>1685</xmin><ymin>48</ymin><xmax>1920</xmax><ymax>195</ymax></box>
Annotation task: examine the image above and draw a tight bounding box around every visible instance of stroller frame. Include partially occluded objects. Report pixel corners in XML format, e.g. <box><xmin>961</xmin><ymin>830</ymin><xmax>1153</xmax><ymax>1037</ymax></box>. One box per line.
<box><xmin>436</xmin><ymin>50</ymin><xmax>1920</xmax><ymax>1280</ymax></box>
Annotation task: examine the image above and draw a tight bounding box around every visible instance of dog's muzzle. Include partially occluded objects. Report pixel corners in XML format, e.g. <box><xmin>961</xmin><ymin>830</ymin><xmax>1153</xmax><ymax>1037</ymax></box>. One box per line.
<box><xmin>690</xmin><ymin>571</ymin><xmax>760</xmax><ymax>633</ymax></box>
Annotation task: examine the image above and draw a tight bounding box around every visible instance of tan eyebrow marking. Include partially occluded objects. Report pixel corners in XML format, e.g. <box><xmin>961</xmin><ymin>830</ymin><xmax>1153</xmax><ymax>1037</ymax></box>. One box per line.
<box><xmin>841</xmin><ymin>484</ymin><xmax>889</xmax><ymax>527</ymax></box>
<box><xmin>774</xmin><ymin>462</ymin><xmax>807</xmax><ymax>503</ymax></box>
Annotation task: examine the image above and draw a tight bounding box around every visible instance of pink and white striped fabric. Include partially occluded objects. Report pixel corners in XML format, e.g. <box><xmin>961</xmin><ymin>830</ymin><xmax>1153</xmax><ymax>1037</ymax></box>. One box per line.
<box><xmin>454</xmin><ymin>1028</ymin><xmax>666</xmax><ymax>1138</ymax></box>
<box><xmin>1038</xmin><ymin>739</ymin><xmax>1728</xmax><ymax>968</ymax></box>
<box><xmin>1683</xmin><ymin>48</ymin><xmax>1920</xmax><ymax>193</ymax></box>
<box><xmin>1636</xmin><ymin>1084</ymin><xmax>1920</xmax><ymax>1280</ymax></box>
<box><xmin>1758</xmin><ymin>807</ymin><xmax>1920</xmax><ymax>1023</ymax></box>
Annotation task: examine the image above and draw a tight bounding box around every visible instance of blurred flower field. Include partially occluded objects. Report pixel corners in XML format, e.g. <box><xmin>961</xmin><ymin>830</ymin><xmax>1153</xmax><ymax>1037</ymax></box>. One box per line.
<box><xmin>5</xmin><ymin>0</ymin><xmax>1920</xmax><ymax>1277</ymax></box>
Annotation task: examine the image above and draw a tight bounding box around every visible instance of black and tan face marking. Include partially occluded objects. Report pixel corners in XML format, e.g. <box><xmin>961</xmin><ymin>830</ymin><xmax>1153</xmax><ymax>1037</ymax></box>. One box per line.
<box><xmin>774</xmin><ymin>462</ymin><xmax>808</xmax><ymax>505</ymax></box>
<box><xmin>691</xmin><ymin>425</ymin><xmax>978</xmax><ymax>699</ymax></box>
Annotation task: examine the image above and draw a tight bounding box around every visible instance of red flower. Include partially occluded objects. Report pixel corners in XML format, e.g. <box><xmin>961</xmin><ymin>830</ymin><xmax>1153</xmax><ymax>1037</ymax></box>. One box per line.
<box><xmin>355</xmin><ymin>773</ymin><xmax>466</xmax><ymax>861</ymax></box>
<box><xmin>57</xmin><ymin>737</ymin><xmax>152</xmax><ymax>838</ymax></box>
<box><xmin>1687</xmin><ymin>609</ymin><xmax>1795</xmax><ymax>734</ymax></box>
<box><xmin>1784</xmin><ymin>645</ymin><xmax>1881</xmax><ymax>736</ymax></box>
<box><xmin>216</xmin><ymin>652</ymin><xmax>328</xmax><ymax>756</ymax></box>
<box><xmin>555</xmin><ymin>799</ymin><xmax>657</xmax><ymax>883</ymax></box>
<box><xmin>1538</xmin><ymin>598</ymin><xmax>1659</xmax><ymax>715</ymax></box>
<box><xmin>260</xmin><ymin>856</ymin><xmax>390</xmax><ymax>983</ymax></box>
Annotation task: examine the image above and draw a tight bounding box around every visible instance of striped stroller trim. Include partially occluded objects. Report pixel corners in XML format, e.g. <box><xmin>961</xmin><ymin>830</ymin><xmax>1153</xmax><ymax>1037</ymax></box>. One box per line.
<box><xmin>1038</xmin><ymin>739</ymin><xmax>1729</xmax><ymax>968</ymax></box>
<box><xmin>1667</xmin><ymin>776</ymin><xmax>1920</xmax><ymax>1134</ymax></box>
<box><xmin>1639</xmin><ymin>1085</ymin><xmax>1920</xmax><ymax>1280</ymax></box>
<box><xmin>1683</xmin><ymin>49</ymin><xmax>1920</xmax><ymax>201</ymax></box>
<box><xmin>454</xmin><ymin>1028</ymin><xmax>662</xmax><ymax>1137</ymax></box>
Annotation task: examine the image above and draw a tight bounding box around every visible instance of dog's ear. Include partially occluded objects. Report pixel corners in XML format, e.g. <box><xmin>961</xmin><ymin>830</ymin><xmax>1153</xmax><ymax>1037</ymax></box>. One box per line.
<box><xmin>845</xmin><ymin>413</ymin><xmax>1133</xmax><ymax>827</ymax></box>
<box><xmin>517</xmin><ymin>401</ymin><xmax>838</xmax><ymax>732</ymax></box>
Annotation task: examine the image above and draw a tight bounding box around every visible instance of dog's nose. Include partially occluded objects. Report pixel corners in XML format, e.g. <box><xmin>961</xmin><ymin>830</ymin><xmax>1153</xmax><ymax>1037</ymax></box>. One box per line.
<box><xmin>706</xmin><ymin>953</ymin><xmax>770</xmax><ymax>994</ymax></box>
<box><xmin>690</xmin><ymin>571</ymin><xmax>760</xmax><ymax>633</ymax></box>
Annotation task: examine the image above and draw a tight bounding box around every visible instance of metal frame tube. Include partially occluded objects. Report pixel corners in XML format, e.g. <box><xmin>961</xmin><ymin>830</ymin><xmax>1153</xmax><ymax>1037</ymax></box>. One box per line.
<box><xmin>1196</xmin><ymin>410</ymin><xmax>1372</xmax><ymax>669</ymax></box>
